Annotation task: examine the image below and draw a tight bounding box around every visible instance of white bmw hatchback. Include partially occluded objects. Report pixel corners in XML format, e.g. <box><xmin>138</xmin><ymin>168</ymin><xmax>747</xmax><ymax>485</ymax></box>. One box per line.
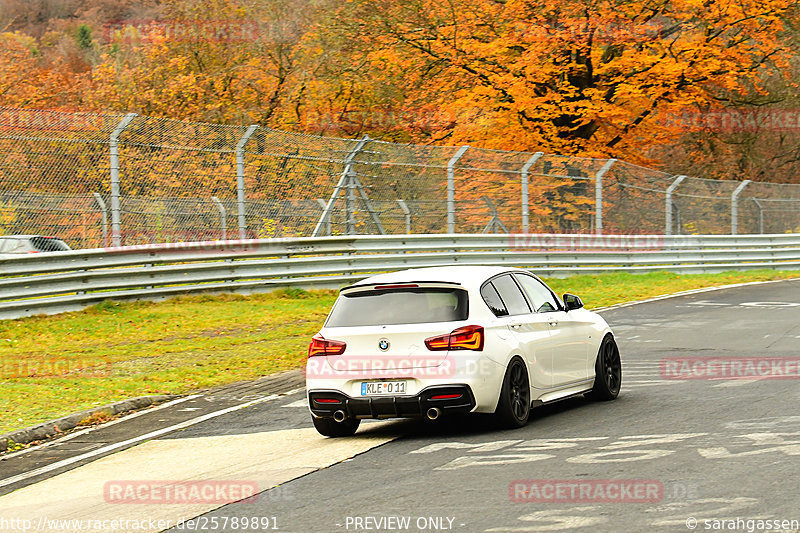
<box><xmin>306</xmin><ymin>266</ymin><xmax>621</xmax><ymax>437</ymax></box>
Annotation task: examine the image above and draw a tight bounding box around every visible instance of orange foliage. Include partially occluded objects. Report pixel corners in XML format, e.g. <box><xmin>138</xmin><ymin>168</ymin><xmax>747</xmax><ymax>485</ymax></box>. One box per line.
<box><xmin>317</xmin><ymin>0</ymin><xmax>796</xmax><ymax>162</ymax></box>
<box><xmin>0</xmin><ymin>0</ymin><xmax>798</xmax><ymax>175</ymax></box>
<box><xmin>87</xmin><ymin>0</ymin><xmax>312</xmax><ymax>126</ymax></box>
<box><xmin>0</xmin><ymin>32</ymin><xmax>85</xmax><ymax>108</ymax></box>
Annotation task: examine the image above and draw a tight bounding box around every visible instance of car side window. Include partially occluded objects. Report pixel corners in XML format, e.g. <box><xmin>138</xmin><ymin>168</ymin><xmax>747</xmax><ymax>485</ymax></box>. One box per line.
<box><xmin>480</xmin><ymin>282</ymin><xmax>508</xmax><ymax>317</ymax></box>
<box><xmin>491</xmin><ymin>274</ymin><xmax>531</xmax><ymax>315</ymax></box>
<box><xmin>514</xmin><ymin>274</ymin><xmax>560</xmax><ymax>313</ymax></box>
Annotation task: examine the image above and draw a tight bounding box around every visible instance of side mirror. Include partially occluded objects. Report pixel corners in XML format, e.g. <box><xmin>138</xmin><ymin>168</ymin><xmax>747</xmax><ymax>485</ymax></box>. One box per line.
<box><xmin>563</xmin><ymin>293</ymin><xmax>584</xmax><ymax>311</ymax></box>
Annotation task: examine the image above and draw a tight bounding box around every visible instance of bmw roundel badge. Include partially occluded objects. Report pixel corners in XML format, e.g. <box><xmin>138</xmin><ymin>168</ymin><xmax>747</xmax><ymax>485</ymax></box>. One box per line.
<box><xmin>378</xmin><ymin>338</ymin><xmax>390</xmax><ymax>351</ymax></box>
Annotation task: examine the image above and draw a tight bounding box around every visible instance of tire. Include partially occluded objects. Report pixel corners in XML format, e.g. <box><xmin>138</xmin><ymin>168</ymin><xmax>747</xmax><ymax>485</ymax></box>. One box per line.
<box><xmin>494</xmin><ymin>357</ymin><xmax>531</xmax><ymax>428</ymax></box>
<box><xmin>588</xmin><ymin>335</ymin><xmax>621</xmax><ymax>401</ymax></box>
<box><xmin>312</xmin><ymin>415</ymin><xmax>360</xmax><ymax>437</ymax></box>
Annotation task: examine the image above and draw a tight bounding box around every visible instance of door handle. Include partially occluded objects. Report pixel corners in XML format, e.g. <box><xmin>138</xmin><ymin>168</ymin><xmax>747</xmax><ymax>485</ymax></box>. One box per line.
<box><xmin>548</xmin><ymin>320</ymin><xmax>559</xmax><ymax>327</ymax></box>
<box><xmin>510</xmin><ymin>323</ymin><xmax>522</xmax><ymax>329</ymax></box>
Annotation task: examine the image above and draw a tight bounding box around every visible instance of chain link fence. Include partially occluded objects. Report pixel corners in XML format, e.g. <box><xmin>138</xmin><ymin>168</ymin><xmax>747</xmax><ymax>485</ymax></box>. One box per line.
<box><xmin>1</xmin><ymin>107</ymin><xmax>799</xmax><ymax>249</ymax></box>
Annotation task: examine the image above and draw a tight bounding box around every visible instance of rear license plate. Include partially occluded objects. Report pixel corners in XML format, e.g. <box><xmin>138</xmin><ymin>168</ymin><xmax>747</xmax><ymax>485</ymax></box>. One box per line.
<box><xmin>361</xmin><ymin>381</ymin><xmax>407</xmax><ymax>396</ymax></box>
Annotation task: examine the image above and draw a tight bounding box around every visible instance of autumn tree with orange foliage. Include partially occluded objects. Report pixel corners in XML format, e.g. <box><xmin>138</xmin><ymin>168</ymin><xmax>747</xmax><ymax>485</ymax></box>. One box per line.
<box><xmin>0</xmin><ymin>31</ymin><xmax>85</xmax><ymax>108</ymax></box>
<box><xmin>318</xmin><ymin>0</ymin><xmax>796</xmax><ymax>162</ymax></box>
<box><xmin>89</xmin><ymin>0</ymin><xmax>319</xmax><ymax>126</ymax></box>
<box><xmin>1</xmin><ymin>0</ymin><xmax>799</xmax><ymax>183</ymax></box>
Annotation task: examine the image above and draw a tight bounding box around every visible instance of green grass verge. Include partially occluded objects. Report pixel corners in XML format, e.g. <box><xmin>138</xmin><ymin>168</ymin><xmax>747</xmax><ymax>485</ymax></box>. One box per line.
<box><xmin>1</xmin><ymin>270</ymin><xmax>797</xmax><ymax>434</ymax></box>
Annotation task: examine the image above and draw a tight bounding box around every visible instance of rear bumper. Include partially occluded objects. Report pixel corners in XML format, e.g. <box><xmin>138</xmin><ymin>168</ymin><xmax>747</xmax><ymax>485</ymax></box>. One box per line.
<box><xmin>308</xmin><ymin>385</ymin><xmax>476</xmax><ymax>420</ymax></box>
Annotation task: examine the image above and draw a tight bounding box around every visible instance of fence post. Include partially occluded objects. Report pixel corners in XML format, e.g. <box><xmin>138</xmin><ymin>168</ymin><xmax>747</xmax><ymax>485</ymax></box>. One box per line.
<box><xmin>482</xmin><ymin>196</ymin><xmax>509</xmax><ymax>234</ymax></box>
<box><xmin>665</xmin><ymin>175</ymin><xmax>686</xmax><ymax>236</ymax></box>
<box><xmin>731</xmin><ymin>180</ymin><xmax>751</xmax><ymax>235</ymax></box>
<box><xmin>235</xmin><ymin>125</ymin><xmax>259</xmax><ymax>240</ymax></box>
<box><xmin>109</xmin><ymin>113</ymin><xmax>137</xmax><ymax>247</ymax></box>
<box><xmin>316</xmin><ymin>199</ymin><xmax>331</xmax><ymax>236</ymax></box>
<box><xmin>314</xmin><ymin>136</ymin><xmax>370</xmax><ymax>237</ymax></box>
<box><xmin>210</xmin><ymin>196</ymin><xmax>227</xmax><ymax>240</ymax></box>
<box><xmin>397</xmin><ymin>199</ymin><xmax>411</xmax><ymax>234</ymax></box>
<box><xmin>447</xmin><ymin>145</ymin><xmax>470</xmax><ymax>234</ymax></box>
<box><xmin>345</xmin><ymin>169</ymin><xmax>356</xmax><ymax>235</ymax></box>
<box><xmin>92</xmin><ymin>192</ymin><xmax>109</xmax><ymax>248</ymax></box>
<box><xmin>351</xmin><ymin>174</ymin><xmax>386</xmax><ymax>235</ymax></box>
<box><xmin>520</xmin><ymin>152</ymin><xmax>543</xmax><ymax>234</ymax></box>
<box><xmin>594</xmin><ymin>159</ymin><xmax>616</xmax><ymax>235</ymax></box>
<box><xmin>751</xmin><ymin>198</ymin><xmax>764</xmax><ymax>234</ymax></box>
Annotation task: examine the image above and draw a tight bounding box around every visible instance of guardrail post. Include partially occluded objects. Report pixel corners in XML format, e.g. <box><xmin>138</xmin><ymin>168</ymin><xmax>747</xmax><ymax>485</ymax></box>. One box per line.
<box><xmin>210</xmin><ymin>196</ymin><xmax>227</xmax><ymax>240</ymax></box>
<box><xmin>520</xmin><ymin>152</ymin><xmax>543</xmax><ymax>234</ymax></box>
<box><xmin>665</xmin><ymin>175</ymin><xmax>686</xmax><ymax>236</ymax></box>
<box><xmin>447</xmin><ymin>145</ymin><xmax>470</xmax><ymax>233</ymax></box>
<box><xmin>397</xmin><ymin>199</ymin><xmax>411</xmax><ymax>234</ymax></box>
<box><xmin>109</xmin><ymin>113</ymin><xmax>137</xmax><ymax>247</ymax></box>
<box><xmin>731</xmin><ymin>180</ymin><xmax>751</xmax><ymax>235</ymax></box>
<box><xmin>235</xmin><ymin>125</ymin><xmax>259</xmax><ymax>240</ymax></box>
<box><xmin>314</xmin><ymin>136</ymin><xmax>370</xmax><ymax>237</ymax></box>
<box><xmin>751</xmin><ymin>198</ymin><xmax>764</xmax><ymax>234</ymax></box>
<box><xmin>92</xmin><ymin>193</ymin><xmax>109</xmax><ymax>248</ymax></box>
<box><xmin>594</xmin><ymin>159</ymin><xmax>616</xmax><ymax>235</ymax></box>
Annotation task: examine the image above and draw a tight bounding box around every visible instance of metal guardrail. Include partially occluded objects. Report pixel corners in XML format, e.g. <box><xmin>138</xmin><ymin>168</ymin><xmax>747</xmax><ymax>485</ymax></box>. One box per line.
<box><xmin>1</xmin><ymin>233</ymin><xmax>799</xmax><ymax>320</ymax></box>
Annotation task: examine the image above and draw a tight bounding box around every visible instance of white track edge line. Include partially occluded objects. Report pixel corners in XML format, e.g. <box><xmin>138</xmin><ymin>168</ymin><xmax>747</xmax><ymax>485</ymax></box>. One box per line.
<box><xmin>0</xmin><ymin>395</ymin><xmax>204</xmax><ymax>462</ymax></box>
<box><xmin>0</xmin><ymin>388</ymin><xmax>304</xmax><ymax>489</ymax></box>
<box><xmin>594</xmin><ymin>277</ymin><xmax>799</xmax><ymax>313</ymax></box>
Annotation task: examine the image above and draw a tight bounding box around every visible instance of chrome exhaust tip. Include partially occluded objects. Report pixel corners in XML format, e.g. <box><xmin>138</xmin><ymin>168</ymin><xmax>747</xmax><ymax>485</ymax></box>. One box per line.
<box><xmin>333</xmin><ymin>410</ymin><xmax>347</xmax><ymax>423</ymax></box>
<box><xmin>426</xmin><ymin>407</ymin><xmax>441</xmax><ymax>421</ymax></box>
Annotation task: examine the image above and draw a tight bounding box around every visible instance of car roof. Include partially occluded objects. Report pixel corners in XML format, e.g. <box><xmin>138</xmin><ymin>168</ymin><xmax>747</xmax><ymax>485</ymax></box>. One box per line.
<box><xmin>0</xmin><ymin>235</ymin><xmax>56</xmax><ymax>239</ymax></box>
<box><xmin>353</xmin><ymin>266</ymin><xmax>529</xmax><ymax>289</ymax></box>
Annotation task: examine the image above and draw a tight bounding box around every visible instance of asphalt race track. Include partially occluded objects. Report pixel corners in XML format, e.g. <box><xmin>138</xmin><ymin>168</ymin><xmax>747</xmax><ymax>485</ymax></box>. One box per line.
<box><xmin>2</xmin><ymin>279</ymin><xmax>800</xmax><ymax>533</ymax></box>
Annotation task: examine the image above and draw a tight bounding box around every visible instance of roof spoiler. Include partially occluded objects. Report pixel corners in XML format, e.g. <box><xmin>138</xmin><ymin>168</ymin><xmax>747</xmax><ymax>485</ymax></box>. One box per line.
<box><xmin>341</xmin><ymin>280</ymin><xmax>462</xmax><ymax>294</ymax></box>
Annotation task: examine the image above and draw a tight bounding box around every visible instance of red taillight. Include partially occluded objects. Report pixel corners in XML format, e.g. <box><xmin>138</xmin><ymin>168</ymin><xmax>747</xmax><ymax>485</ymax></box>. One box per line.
<box><xmin>431</xmin><ymin>393</ymin><xmax>463</xmax><ymax>400</ymax></box>
<box><xmin>315</xmin><ymin>398</ymin><xmax>341</xmax><ymax>404</ymax></box>
<box><xmin>307</xmin><ymin>335</ymin><xmax>347</xmax><ymax>357</ymax></box>
<box><xmin>424</xmin><ymin>325</ymin><xmax>484</xmax><ymax>351</ymax></box>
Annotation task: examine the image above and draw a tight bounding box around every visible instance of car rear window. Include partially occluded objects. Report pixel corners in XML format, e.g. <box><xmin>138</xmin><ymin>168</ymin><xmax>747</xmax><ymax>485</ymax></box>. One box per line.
<box><xmin>326</xmin><ymin>287</ymin><xmax>469</xmax><ymax>327</ymax></box>
<box><xmin>30</xmin><ymin>237</ymin><xmax>70</xmax><ymax>252</ymax></box>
